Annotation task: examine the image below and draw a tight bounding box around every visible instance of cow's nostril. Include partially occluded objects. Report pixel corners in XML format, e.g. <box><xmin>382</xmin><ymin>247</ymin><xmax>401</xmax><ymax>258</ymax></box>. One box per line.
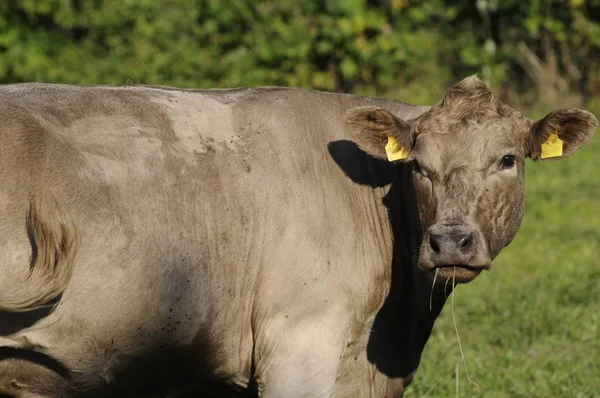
<box><xmin>429</xmin><ymin>233</ymin><xmax>441</xmax><ymax>253</ymax></box>
<box><xmin>458</xmin><ymin>233</ymin><xmax>474</xmax><ymax>249</ymax></box>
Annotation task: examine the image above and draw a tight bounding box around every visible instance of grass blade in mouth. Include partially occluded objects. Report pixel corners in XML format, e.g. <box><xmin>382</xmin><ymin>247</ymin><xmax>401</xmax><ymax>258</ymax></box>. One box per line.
<box><xmin>430</xmin><ymin>267</ymin><xmax>439</xmax><ymax>312</ymax></box>
<box><xmin>452</xmin><ymin>266</ymin><xmax>480</xmax><ymax>388</ymax></box>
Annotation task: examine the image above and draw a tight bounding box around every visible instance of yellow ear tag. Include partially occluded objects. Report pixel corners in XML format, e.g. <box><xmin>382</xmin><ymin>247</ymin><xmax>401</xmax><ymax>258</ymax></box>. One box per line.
<box><xmin>540</xmin><ymin>131</ymin><xmax>563</xmax><ymax>159</ymax></box>
<box><xmin>385</xmin><ymin>136</ymin><xmax>408</xmax><ymax>161</ymax></box>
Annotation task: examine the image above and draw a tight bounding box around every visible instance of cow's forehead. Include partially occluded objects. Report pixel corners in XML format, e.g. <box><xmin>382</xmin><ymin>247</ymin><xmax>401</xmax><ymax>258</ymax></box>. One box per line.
<box><xmin>413</xmin><ymin>94</ymin><xmax>528</xmax><ymax>137</ymax></box>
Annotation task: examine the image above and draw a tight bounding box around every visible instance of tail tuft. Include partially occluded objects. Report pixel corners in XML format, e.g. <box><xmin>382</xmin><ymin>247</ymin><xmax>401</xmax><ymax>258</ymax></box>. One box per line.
<box><xmin>0</xmin><ymin>194</ymin><xmax>79</xmax><ymax>312</ymax></box>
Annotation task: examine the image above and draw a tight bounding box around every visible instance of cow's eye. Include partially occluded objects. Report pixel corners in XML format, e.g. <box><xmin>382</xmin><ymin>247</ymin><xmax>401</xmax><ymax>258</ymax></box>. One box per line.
<box><xmin>499</xmin><ymin>155</ymin><xmax>516</xmax><ymax>169</ymax></box>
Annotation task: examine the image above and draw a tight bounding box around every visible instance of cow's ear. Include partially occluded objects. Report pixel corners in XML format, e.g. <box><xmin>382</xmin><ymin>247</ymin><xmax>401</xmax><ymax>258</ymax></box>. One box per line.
<box><xmin>527</xmin><ymin>108</ymin><xmax>598</xmax><ymax>161</ymax></box>
<box><xmin>344</xmin><ymin>106</ymin><xmax>413</xmax><ymax>161</ymax></box>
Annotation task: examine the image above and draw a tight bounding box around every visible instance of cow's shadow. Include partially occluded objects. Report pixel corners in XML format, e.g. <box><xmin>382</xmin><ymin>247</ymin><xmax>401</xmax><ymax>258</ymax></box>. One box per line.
<box><xmin>0</xmin><ymin>305</ymin><xmax>55</xmax><ymax>336</ymax></box>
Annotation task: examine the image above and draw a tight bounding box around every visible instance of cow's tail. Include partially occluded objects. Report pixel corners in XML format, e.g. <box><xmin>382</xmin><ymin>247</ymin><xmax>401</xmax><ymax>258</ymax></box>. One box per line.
<box><xmin>0</xmin><ymin>194</ymin><xmax>80</xmax><ymax>312</ymax></box>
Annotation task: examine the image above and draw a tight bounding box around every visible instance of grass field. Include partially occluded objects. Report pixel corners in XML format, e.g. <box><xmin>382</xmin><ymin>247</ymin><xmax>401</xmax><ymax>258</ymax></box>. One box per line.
<box><xmin>406</xmin><ymin>111</ymin><xmax>600</xmax><ymax>397</ymax></box>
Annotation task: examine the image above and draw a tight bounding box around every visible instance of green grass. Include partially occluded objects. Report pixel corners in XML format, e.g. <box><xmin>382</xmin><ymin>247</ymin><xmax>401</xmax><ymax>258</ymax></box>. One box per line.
<box><xmin>406</xmin><ymin>123</ymin><xmax>600</xmax><ymax>397</ymax></box>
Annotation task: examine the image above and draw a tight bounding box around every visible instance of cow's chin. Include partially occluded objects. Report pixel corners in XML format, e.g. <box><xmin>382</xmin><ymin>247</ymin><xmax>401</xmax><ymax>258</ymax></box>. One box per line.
<box><xmin>431</xmin><ymin>265</ymin><xmax>483</xmax><ymax>284</ymax></box>
<box><xmin>419</xmin><ymin>261</ymin><xmax>491</xmax><ymax>284</ymax></box>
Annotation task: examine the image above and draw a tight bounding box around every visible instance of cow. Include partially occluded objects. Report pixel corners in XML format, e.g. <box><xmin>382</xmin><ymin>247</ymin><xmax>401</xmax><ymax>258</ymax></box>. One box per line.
<box><xmin>0</xmin><ymin>76</ymin><xmax>596</xmax><ymax>397</ymax></box>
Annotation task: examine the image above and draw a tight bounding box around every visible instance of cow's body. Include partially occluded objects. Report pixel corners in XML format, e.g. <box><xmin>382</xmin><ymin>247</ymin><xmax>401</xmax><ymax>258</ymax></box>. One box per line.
<box><xmin>0</xmin><ymin>84</ymin><xmax>437</xmax><ymax>397</ymax></box>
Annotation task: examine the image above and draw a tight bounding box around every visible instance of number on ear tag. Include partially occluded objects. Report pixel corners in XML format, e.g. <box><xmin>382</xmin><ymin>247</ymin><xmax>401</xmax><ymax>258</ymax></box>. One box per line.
<box><xmin>385</xmin><ymin>136</ymin><xmax>408</xmax><ymax>161</ymax></box>
<box><xmin>540</xmin><ymin>132</ymin><xmax>563</xmax><ymax>159</ymax></box>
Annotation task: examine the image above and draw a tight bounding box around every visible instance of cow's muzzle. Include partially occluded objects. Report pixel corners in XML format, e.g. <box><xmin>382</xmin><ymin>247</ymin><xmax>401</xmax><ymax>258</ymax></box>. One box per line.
<box><xmin>418</xmin><ymin>223</ymin><xmax>491</xmax><ymax>283</ymax></box>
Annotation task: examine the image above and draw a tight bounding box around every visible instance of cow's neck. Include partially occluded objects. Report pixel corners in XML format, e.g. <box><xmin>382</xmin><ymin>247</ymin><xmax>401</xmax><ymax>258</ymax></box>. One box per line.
<box><xmin>366</xmin><ymin>161</ymin><xmax>452</xmax><ymax>380</ymax></box>
<box><xmin>326</xmin><ymin>141</ymin><xmax>451</xmax><ymax>379</ymax></box>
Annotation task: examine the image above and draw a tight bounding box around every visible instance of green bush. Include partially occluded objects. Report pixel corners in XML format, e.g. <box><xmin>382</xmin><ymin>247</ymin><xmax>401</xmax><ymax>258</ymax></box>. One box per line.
<box><xmin>1</xmin><ymin>0</ymin><xmax>598</xmax><ymax>106</ymax></box>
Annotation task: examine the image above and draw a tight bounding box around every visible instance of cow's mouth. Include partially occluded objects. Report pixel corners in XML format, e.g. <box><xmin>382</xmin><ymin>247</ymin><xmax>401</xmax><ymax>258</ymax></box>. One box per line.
<box><xmin>430</xmin><ymin>263</ymin><xmax>489</xmax><ymax>284</ymax></box>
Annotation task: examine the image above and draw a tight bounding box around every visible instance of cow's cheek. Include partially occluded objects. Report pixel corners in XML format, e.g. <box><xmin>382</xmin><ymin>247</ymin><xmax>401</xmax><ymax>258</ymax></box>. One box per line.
<box><xmin>475</xmin><ymin>178</ymin><xmax>507</xmax><ymax>258</ymax></box>
<box><xmin>413</xmin><ymin>176</ymin><xmax>436</xmax><ymax>231</ymax></box>
<box><xmin>499</xmin><ymin>180</ymin><xmax>525</xmax><ymax>252</ymax></box>
<box><xmin>482</xmin><ymin>178</ymin><xmax>525</xmax><ymax>259</ymax></box>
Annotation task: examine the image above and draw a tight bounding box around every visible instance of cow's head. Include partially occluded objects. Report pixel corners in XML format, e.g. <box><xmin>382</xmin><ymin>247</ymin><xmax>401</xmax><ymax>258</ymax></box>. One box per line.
<box><xmin>346</xmin><ymin>76</ymin><xmax>597</xmax><ymax>283</ymax></box>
